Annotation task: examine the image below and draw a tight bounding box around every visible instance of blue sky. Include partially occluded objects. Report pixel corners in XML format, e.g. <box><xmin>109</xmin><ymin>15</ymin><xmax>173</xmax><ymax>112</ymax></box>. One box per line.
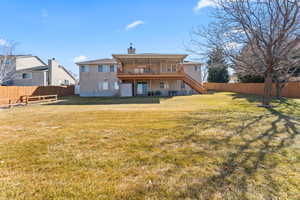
<box><xmin>0</xmin><ymin>0</ymin><xmax>215</xmax><ymax>76</ymax></box>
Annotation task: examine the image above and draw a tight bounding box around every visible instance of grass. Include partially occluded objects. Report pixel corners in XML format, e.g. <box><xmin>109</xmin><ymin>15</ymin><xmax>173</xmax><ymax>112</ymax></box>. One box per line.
<box><xmin>0</xmin><ymin>92</ymin><xmax>299</xmax><ymax>200</ymax></box>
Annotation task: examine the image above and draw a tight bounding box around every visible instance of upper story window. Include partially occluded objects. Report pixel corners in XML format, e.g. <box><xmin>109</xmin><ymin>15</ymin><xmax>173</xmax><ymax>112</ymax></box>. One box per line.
<box><xmin>98</xmin><ymin>65</ymin><xmax>110</xmax><ymax>72</ymax></box>
<box><xmin>172</xmin><ymin>65</ymin><xmax>177</xmax><ymax>72</ymax></box>
<box><xmin>22</xmin><ymin>73</ymin><xmax>32</xmax><ymax>79</ymax></box>
<box><xmin>4</xmin><ymin>59</ymin><xmax>12</xmax><ymax>65</ymax></box>
<box><xmin>161</xmin><ymin>64</ymin><xmax>177</xmax><ymax>73</ymax></box>
<box><xmin>110</xmin><ymin>65</ymin><xmax>117</xmax><ymax>72</ymax></box>
<box><xmin>81</xmin><ymin>65</ymin><xmax>89</xmax><ymax>72</ymax></box>
<box><xmin>194</xmin><ymin>66</ymin><xmax>201</xmax><ymax>72</ymax></box>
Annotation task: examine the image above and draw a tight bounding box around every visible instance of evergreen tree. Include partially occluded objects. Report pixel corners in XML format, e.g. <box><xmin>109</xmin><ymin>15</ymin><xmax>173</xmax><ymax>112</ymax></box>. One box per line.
<box><xmin>207</xmin><ymin>47</ymin><xmax>229</xmax><ymax>83</ymax></box>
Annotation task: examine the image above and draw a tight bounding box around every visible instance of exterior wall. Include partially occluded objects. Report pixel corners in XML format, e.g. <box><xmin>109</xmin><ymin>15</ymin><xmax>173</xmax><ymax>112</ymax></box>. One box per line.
<box><xmin>183</xmin><ymin>64</ymin><xmax>202</xmax><ymax>83</ymax></box>
<box><xmin>16</xmin><ymin>57</ymin><xmax>46</xmax><ymax>70</ymax></box>
<box><xmin>78</xmin><ymin>60</ymin><xmax>202</xmax><ymax>97</ymax></box>
<box><xmin>48</xmin><ymin>59</ymin><xmax>76</xmax><ymax>86</ymax></box>
<box><xmin>79</xmin><ymin>64</ymin><xmax>120</xmax><ymax>97</ymax></box>
<box><xmin>183</xmin><ymin>64</ymin><xmax>202</xmax><ymax>93</ymax></box>
<box><xmin>11</xmin><ymin>70</ymin><xmax>47</xmax><ymax>86</ymax></box>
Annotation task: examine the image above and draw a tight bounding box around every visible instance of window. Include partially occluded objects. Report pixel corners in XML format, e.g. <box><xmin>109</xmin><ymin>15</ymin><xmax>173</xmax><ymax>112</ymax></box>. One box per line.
<box><xmin>22</xmin><ymin>73</ymin><xmax>32</xmax><ymax>79</ymax></box>
<box><xmin>181</xmin><ymin>81</ymin><xmax>185</xmax><ymax>89</ymax></box>
<box><xmin>160</xmin><ymin>81</ymin><xmax>165</xmax><ymax>89</ymax></box>
<box><xmin>102</xmin><ymin>81</ymin><xmax>109</xmax><ymax>90</ymax></box>
<box><xmin>98</xmin><ymin>65</ymin><xmax>110</xmax><ymax>72</ymax></box>
<box><xmin>172</xmin><ymin>65</ymin><xmax>177</xmax><ymax>72</ymax></box>
<box><xmin>110</xmin><ymin>65</ymin><xmax>117</xmax><ymax>72</ymax></box>
<box><xmin>64</xmin><ymin>80</ymin><xmax>70</xmax><ymax>85</ymax></box>
<box><xmin>4</xmin><ymin>60</ymin><xmax>12</xmax><ymax>65</ymax></box>
<box><xmin>81</xmin><ymin>65</ymin><xmax>89</xmax><ymax>72</ymax></box>
<box><xmin>194</xmin><ymin>65</ymin><xmax>201</xmax><ymax>72</ymax></box>
<box><xmin>114</xmin><ymin>81</ymin><xmax>119</xmax><ymax>90</ymax></box>
<box><xmin>167</xmin><ymin>66</ymin><xmax>171</xmax><ymax>72</ymax></box>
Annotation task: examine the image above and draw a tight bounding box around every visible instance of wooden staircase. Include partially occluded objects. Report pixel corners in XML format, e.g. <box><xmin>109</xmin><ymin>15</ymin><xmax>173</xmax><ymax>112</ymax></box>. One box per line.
<box><xmin>182</xmin><ymin>72</ymin><xmax>208</xmax><ymax>94</ymax></box>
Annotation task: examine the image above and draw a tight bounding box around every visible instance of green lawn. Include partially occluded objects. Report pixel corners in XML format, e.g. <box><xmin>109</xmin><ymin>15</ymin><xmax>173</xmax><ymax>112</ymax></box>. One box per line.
<box><xmin>0</xmin><ymin>92</ymin><xmax>299</xmax><ymax>200</ymax></box>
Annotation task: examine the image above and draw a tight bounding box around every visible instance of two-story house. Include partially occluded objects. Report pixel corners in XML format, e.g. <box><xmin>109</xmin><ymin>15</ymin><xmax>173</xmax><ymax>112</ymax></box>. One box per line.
<box><xmin>76</xmin><ymin>46</ymin><xmax>207</xmax><ymax>97</ymax></box>
<box><xmin>0</xmin><ymin>55</ymin><xmax>76</xmax><ymax>86</ymax></box>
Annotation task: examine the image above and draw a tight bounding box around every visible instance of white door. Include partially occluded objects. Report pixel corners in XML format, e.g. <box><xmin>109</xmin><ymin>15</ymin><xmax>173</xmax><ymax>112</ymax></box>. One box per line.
<box><xmin>120</xmin><ymin>83</ymin><xmax>132</xmax><ymax>97</ymax></box>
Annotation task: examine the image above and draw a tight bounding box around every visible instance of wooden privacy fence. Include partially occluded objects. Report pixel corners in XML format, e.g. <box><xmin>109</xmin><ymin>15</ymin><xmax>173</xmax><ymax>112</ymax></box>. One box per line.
<box><xmin>204</xmin><ymin>82</ymin><xmax>300</xmax><ymax>98</ymax></box>
<box><xmin>0</xmin><ymin>85</ymin><xmax>74</xmax><ymax>105</ymax></box>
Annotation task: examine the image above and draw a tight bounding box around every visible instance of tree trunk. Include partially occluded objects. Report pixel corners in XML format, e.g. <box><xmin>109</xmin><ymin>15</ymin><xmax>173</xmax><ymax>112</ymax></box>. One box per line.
<box><xmin>275</xmin><ymin>81</ymin><xmax>281</xmax><ymax>99</ymax></box>
<box><xmin>262</xmin><ymin>71</ymin><xmax>273</xmax><ymax>106</ymax></box>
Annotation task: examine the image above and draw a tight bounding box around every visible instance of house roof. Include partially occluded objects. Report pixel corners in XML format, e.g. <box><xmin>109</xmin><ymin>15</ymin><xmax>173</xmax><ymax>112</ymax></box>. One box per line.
<box><xmin>59</xmin><ymin>65</ymin><xmax>77</xmax><ymax>81</ymax></box>
<box><xmin>112</xmin><ymin>54</ymin><xmax>188</xmax><ymax>60</ymax></box>
<box><xmin>182</xmin><ymin>61</ymin><xmax>202</xmax><ymax>65</ymax></box>
<box><xmin>76</xmin><ymin>58</ymin><xmax>117</xmax><ymax>65</ymax></box>
<box><xmin>0</xmin><ymin>55</ymin><xmax>48</xmax><ymax>66</ymax></box>
<box><xmin>16</xmin><ymin>65</ymin><xmax>49</xmax><ymax>72</ymax></box>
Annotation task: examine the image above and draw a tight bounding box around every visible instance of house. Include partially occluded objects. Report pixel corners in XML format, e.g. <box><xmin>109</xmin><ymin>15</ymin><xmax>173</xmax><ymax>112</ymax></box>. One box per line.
<box><xmin>76</xmin><ymin>46</ymin><xmax>207</xmax><ymax>97</ymax></box>
<box><xmin>0</xmin><ymin>55</ymin><xmax>76</xmax><ymax>86</ymax></box>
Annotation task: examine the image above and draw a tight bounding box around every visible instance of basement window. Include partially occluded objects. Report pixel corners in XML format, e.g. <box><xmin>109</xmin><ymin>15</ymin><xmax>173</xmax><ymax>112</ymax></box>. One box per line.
<box><xmin>22</xmin><ymin>73</ymin><xmax>32</xmax><ymax>79</ymax></box>
<box><xmin>160</xmin><ymin>81</ymin><xmax>165</xmax><ymax>89</ymax></box>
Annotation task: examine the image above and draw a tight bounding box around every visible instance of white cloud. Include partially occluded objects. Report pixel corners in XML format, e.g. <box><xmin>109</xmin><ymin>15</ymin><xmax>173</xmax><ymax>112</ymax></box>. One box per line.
<box><xmin>0</xmin><ymin>38</ymin><xmax>7</xmax><ymax>46</ymax></box>
<box><xmin>194</xmin><ymin>0</ymin><xmax>217</xmax><ymax>12</ymax></box>
<box><xmin>73</xmin><ymin>55</ymin><xmax>88</xmax><ymax>63</ymax></box>
<box><xmin>126</xmin><ymin>20</ymin><xmax>144</xmax><ymax>30</ymax></box>
<box><xmin>225</xmin><ymin>42</ymin><xmax>241</xmax><ymax>50</ymax></box>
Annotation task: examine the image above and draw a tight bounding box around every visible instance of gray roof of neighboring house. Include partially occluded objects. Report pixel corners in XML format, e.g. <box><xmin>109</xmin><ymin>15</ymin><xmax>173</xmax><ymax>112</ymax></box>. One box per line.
<box><xmin>183</xmin><ymin>61</ymin><xmax>202</xmax><ymax>65</ymax></box>
<box><xmin>16</xmin><ymin>65</ymin><xmax>49</xmax><ymax>72</ymax></box>
<box><xmin>59</xmin><ymin>65</ymin><xmax>77</xmax><ymax>81</ymax></box>
<box><xmin>76</xmin><ymin>58</ymin><xmax>117</xmax><ymax>65</ymax></box>
<box><xmin>0</xmin><ymin>55</ymin><xmax>48</xmax><ymax>66</ymax></box>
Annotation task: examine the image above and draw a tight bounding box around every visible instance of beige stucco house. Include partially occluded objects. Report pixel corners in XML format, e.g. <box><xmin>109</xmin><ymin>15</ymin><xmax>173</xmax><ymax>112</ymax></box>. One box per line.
<box><xmin>76</xmin><ymin>46</ymin><xmax>206</xmax><ymax>97</ymax></box>
<box><xmin>1</xmin><ymin>55</ymin><xmax>76</xmax><ymax>86</ymax></box>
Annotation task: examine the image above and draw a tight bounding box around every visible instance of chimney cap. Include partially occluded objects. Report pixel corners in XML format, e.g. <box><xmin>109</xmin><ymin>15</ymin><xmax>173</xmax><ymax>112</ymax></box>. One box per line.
<box><xmin>128</xmin><ymin>43</ymin><xmax>136</xmax><ymax>54</ymax></box>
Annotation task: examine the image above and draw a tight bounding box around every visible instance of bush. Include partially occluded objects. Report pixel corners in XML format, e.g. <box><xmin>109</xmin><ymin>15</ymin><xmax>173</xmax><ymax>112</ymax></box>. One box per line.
<box><xmin>238</xmin><ymin>75</ymin><xmax>265</xmax><ymax>83</ymax></box>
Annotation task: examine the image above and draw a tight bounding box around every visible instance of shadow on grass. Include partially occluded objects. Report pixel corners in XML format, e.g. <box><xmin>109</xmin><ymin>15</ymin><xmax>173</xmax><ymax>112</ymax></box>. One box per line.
<box><xmin>167</xmin><ymin>103</ymin><xmax>300</xmax><ymax>199</ymax></box>
<box><xmin>229</xmin><ymin>92</ymin><xmax>263</xmax><ymax>103</ymax></box>
<box><xmin>46</xmin><ymin>96</ymin><xmax>172</xmax><ymax>105</ymax></box>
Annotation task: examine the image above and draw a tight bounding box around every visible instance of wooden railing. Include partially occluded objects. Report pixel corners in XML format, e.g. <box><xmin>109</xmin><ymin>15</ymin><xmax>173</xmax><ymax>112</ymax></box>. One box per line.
<box><xmin>117</xmin><ymin>65</ymin><xmax>185</xmax><ymax>75</ymax></box>
<box><xmin>21</xmin><ymin>95</ymin><xmax>58</xmax><ymax>104</ymax></box>
<box><xmin>182</xmin><ymin>73</ymin><xmax>208</xmax><ymax>94</ymax></box>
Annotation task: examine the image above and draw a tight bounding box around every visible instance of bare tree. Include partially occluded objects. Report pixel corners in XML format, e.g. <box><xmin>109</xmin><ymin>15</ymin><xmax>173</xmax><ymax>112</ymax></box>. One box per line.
<box><xmin>273</xmin><ymin>44</ymin><xmax>300</xmax><ymax>98</ymax></box>
<box><xmin>0</xmin><ymin>40</ymin><xmax>17</xmax><ymax>85</ymax></box>
<box><xmin>190</xmin><ymin>0</ymin><xmax>300</xmax><ymax>106</ymax></box>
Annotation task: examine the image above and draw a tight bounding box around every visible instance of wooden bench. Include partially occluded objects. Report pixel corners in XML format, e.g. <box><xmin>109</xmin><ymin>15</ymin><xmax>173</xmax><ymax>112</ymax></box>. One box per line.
<box><xmin>21</xmin><ymin>95</ymin><xmax>58</xmax><ymax>104</ymax></box>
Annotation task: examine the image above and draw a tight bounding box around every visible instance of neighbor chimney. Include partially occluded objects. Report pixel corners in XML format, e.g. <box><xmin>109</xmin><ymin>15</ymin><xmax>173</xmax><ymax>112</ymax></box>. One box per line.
<box><xmin>127</xmin><ymin>43</ymin><xmax>136</xmax><ymax>54</ymax></box>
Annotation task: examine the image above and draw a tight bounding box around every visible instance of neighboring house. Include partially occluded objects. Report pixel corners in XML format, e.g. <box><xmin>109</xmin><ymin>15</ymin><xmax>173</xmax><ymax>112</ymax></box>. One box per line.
<box><xmin>76</xmin><ymin>46</ymin><xmax>206</xmax><ymax>97</ymax></box>
<box><xmin>0</xmin><ymin>55</ymin><xmax>76</xmax><ymax>86</ymax></box>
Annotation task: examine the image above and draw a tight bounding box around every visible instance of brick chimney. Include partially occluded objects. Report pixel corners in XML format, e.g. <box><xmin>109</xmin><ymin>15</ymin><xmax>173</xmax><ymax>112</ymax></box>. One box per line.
<box><xmin>127</xmin><ymin>43</ymin><xmax>136</xmax><ymax>54</ymax></box>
